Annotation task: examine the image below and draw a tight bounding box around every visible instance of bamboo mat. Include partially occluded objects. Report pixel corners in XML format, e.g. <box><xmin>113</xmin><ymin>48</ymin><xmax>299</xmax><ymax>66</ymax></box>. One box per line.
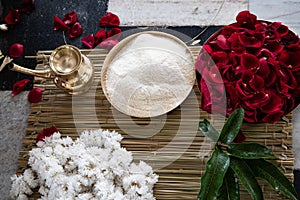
<box><xmin>17</xmin><ymin>46</ymin><xmax>294</xmax><ymax>199</ymax></box>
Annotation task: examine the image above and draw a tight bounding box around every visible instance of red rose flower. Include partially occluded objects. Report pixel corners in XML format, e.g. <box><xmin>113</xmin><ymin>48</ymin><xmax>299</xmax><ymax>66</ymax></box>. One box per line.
<box><xmin>28</xmin><ymin>88</ymin><xmax>43</xmax><ymax>103</ymax></box>
<box><xmin>12</xmin><ymin>79</ymin><xmax>30</xmax><ymax>96</ymax></box>
<box><xmin>4</xmin><ymin>9</ymin><xmax>21</xmax><ymax>25</ymax></box>
<box><xmin>195</xmin><ymin>10</ymin><xmax>300</xmax><ymax>123</ymax></box>
<box><xmin>36</xmin><ymin>125</ymin><xmax>57</xmax><ymax>142</ymax></box>
<box><xmin>8</xmin><ymin>43</ymin><xmax>24</xmax><ymax>58</ymax></box>
<box><xmin>99</xmin><ymin>12</ymin><xmax>120</xmax><ymax>27</ymax></box>
<box><xmin>68</xmin><ymin>22</ymin><xmax>82</xmax><ymax>39</ymax></box>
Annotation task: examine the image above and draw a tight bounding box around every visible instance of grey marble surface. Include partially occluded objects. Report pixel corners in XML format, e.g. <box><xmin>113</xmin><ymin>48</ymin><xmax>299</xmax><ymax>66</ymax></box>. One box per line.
<box><xmin>0</xmin><ymin>91</ymin><xmax>30</xmax><ymax>200</ymax></box>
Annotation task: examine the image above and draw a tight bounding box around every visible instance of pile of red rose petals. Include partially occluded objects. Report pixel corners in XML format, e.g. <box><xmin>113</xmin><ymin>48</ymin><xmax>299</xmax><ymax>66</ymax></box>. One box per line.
<box><xmin>81</xmin><ymin>12</ymin><xmax>122</xmax><ymax>50</ymax></box>
<box><xmin>53</xmin><ymin>11</ymin><xmax>82</xmax><ymax>39</ymax></box>
<box><xmin>195</xmin><ymin>10</ymin><xmax>300</xmax><ymax>123</ymax></box>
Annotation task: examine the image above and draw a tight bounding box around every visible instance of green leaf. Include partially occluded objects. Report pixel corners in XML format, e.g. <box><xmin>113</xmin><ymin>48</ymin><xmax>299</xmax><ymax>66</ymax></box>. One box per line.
<box><xmin>198</xmin><ymin>150</ymin><xmax>230</xmax><ymax>200</ymax></box>
<box><xmin>217</xmin><ymin>168</ymin><xmax>240</xmax><ymax>200</ymax></box>
<box><xmin>199</xmin><ymin>119</ymin><xmax>220</xmax><ymax>142</ymax></box>
<box><xmin>219</xmin><ymin>108</ymin><xmax>244</xmax><ymax>144</ymax></box>
<box><xmin>230</xmin><ymin>157</ymin><xmax>263</xmax><ymax>200</ymax></box>
<box><xmin>227</xmin><ymin>143</ymin><xmax>278</xmax><ymax>159</ymax></box>
<box><xmin>247</xmin><ymin>159</ymin><xmax>298</xmax><ymax>200</ymax></box>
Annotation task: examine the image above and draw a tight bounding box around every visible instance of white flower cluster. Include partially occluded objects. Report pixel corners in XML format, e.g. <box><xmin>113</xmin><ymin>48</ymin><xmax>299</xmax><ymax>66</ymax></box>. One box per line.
<box><xmin>10</xmin><ymin>129</ymin><xmax>158</xmax><ymax>200</ymax></box>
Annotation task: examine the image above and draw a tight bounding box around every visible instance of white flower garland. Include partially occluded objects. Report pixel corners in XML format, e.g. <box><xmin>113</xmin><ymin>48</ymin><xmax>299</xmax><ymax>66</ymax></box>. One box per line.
<box><xmin>10</xmin><ymin>129</ymin><xmax>158</xmax><ymax>200</ymax></box>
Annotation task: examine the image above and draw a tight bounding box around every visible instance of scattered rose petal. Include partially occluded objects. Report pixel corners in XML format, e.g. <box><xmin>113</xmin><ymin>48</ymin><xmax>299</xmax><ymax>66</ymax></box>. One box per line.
<box><xmin>12</xmin><ymin>79</ymin><xmax>30</xmax><ymax>96</ymax></box>
<box><xmin>68</xmin><ymin>22</ymin><xmax>82</xmax><ymax>39</ymax></box>
<box><xmin>95</xmin><ymin>29</ymin><xmax>107</xmax><ymax>45</ymax></box>
<box><xmin>99</xmin><ymin>12</ymin><xmax>120</xmax><ymax>27</ymax></box>
<box><xmin>63</xmin><ymin>11</ymin><xmax>77</xmax><ymax>27</ymax></box>
<box><xmin>107</xmin><ymin>28</ymin><xmax>122</xmax><ymax>40</ymax></box>
<box><xmin>81</xmin><ymin>34</ymin><xmax>95</xmax><ymax>49</ymax></box>
<box><xmin>54</xmin><ymin>15</ymin><xmax>69</xmax><ymax>31</ymax></box>
<box><xmin>8</xmin><ymin>43</ymin><xmax>24</xmax><ymax>58</ymax></box>
<box><xmin>28</xmin><ymin>88</ymin><xmax>43</xmax><ymax>103</ymax></box>
<box><xmin>4</xmin><ymin>9</ymin><xmax>21</xmax><ymax>25</ymax></box>
<box><xmin>98</xmin><ymin>39</ymin><xmax>119</xmax><ymax>50</ymax></box>
<box><xmin>20</xmin><ymin>0</ymin><xmax>35</xmax><ymax>15</ymax></box>
<box><xmin>36</xmin><ymin>125</ymin><xmax>57</xmax><ymax>143</ymax></box>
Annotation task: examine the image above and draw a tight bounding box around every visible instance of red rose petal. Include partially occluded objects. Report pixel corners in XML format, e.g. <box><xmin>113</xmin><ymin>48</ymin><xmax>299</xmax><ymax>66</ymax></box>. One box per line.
<box><xmin>99</xmin><ymin>12</ymin><xmax>120</xmax><ymax>27</ymax></box>
<box><xmin>200</xmin><ymin>79</ymin><xmax>212</xmax><ymax>113</ymax></box>
<box><xmin>36</xmin><ymin>125</ymin><xmax>57</xmax><ymax>142</ymax></box>
<box><xmin>20</xmin><ymin>0</ymin><xmax>35</xmax><ymax>15</ymax></box>
<box><xmin>236</xmin><ymin>80</ymin><xmax>254</xmax><ymax>100</ymax></box>
<box><xmin>54</xmin><ymin>15</ymin><xmax>69</xmax><ymax>31</ymax></box>
<box><xmin>249</xmin><ymin>74</ymin><xmax>264</xmax><ymax>91</ymax></box>
<box><xmin>243</xmin><ymin>107</ymin><xmax>258</xmax><ymax>123</ymax></box>
<box><xmin>241</xmin><ymin>53</ymin><xmax>259</xmax><ymax>70</ymax></box>
<box><xmin>8</xmin><ymin>43</ymin><xmax>24</xmax><ymax>58</ymax></box>
<box><xmin>216</xmin><ymin>35</ymin><xmax>229</xmax><ymax>50</ymax></box>
<box><xmin>279</xmin><ymin>50</ymin><xmax>300</xmax><ymax>68</ymax></box>
<box><xmin>68</xmin><ymin>22</ymin><xmax>82</xmax><ymax>39</ymax></box>
<box><xmin>261</xmin><ymin>90</ymin><xmax>284</xmax><ymax>113</ymax></box>
<box><xmin>238</xmin><ymin>32</ymin><xmax>263</xmax><ymax>48</ymax></box>
<box><xmin>203</xmin><ymin>45</ymin><xmax>212</xmax><ymax>54</ymax></box>
<box><xmin>82</xmin><ymin>34</ymin><xmax>95</xmax><ymax>49</ymax></box>
<box><xmin>95</xmin><ymin>30</ymin><xmax>107</xmax><ymax>45</ymax></box>
<box><xmin>228</xmin><ymin>33</ymin><xmax>245</xmax><ymax>54</ymax></box>
<box><xmin>261</xmin><ymin>110</ymin><xmax>284</xmax><ymax>124</ymax></box>
<box><xmin>211</xmin><ymin>51</ymin><xmax>229</xmax><ymax>66</ymax></box>
<box><xmin>107</xmin><ymin>28</ymin><xmax>122</xmax><ymax>40</ymax></box>
<box><xmin>236</xmin><ymin>10</ymin><xmax>257</xmax><ymax>28</ymax></box>
<box><xmin>28</xmin><ymin>88</ymin><xmax>43</xmax><ymax>103</ymax></box>
<box><xmin>63</xmin><ymin>11</ymin><xmax>78</xmax><ymax>27</ymax></box>
<box><xmin>4</xmin><ymin>9</ymin><xmax>21</xmax><ymax>25</ymax></box>
<box><xmin>98</xmin><ymin>39</ymin><xmax>119</xmax><ymax>50</ymax></box>
<box><xmin>265</xmin><ymin>41</ymin><xmax>284</xmax><ymax>53</ymax></box>
<box><xmin>225</xmin><ymin>83</ymin><xmax>239</xmax><ymax>111</ymax></box>
<box><xmin>244</xmin><ymin>91</ymin><xmax>270</xmax><ymax>109</ymax></box>
<box><xmin>12</xmin><ymin>79</ymin><xmax>30</xmax><ymax>96</ymax></box>
<box><xmin>257</xmin><ymin>58</ymin><xmax>270</xmax><ymax>78</ymax></box>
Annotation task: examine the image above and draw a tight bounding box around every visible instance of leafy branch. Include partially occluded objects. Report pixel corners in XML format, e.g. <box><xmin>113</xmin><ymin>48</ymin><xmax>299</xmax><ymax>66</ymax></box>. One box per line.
<box><xmin>198</xmin><ymin>108</ymin><xmax>298</xmax><ymax>200</ymax></box>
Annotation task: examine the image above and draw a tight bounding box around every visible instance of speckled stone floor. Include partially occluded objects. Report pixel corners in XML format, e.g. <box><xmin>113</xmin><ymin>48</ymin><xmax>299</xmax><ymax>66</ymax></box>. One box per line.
<box><xmin>0</xmin><ymin>92</ymin><xmax>30</xmax><ymax>199</ymax></box>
